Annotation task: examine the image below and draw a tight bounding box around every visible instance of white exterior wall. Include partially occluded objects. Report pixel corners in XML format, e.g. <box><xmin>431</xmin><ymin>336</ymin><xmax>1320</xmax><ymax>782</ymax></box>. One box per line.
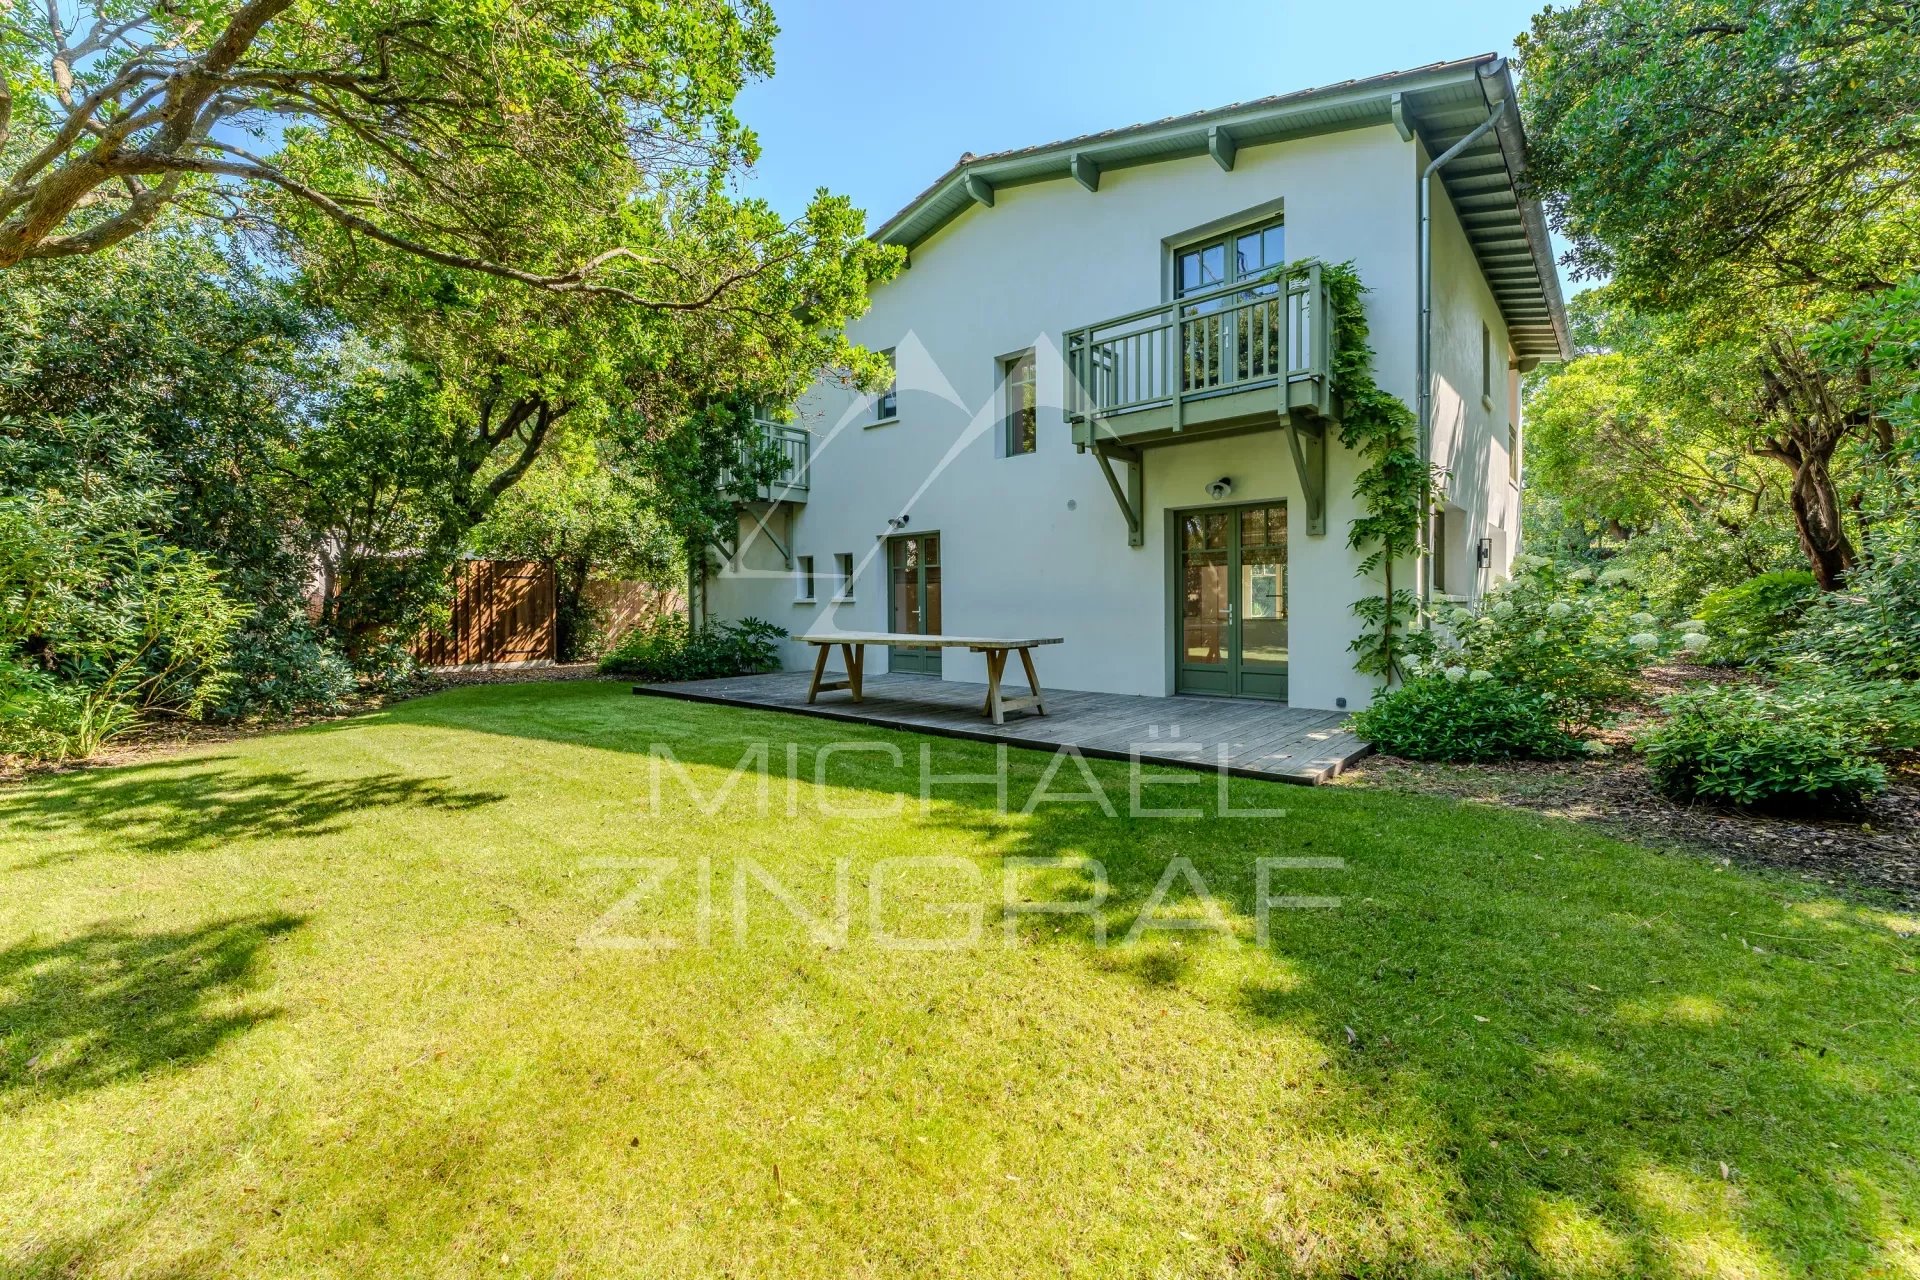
<box><xmin>708</xmin><ymin>122</ymin><xmax>1520</xmax><ymax>711</ymax></box>
<box><xmin>1424</xmin><ymin>154</ymin><xmax>1523</xmax><ymax>600</ymax></box>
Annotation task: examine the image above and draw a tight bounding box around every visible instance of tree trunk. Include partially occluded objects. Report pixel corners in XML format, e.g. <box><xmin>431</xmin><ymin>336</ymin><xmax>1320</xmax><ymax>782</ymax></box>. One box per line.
<box><xmin>1787</xmin><ymin>448</ymin><xmax>1856</xmax><ymax>590</ymax></box>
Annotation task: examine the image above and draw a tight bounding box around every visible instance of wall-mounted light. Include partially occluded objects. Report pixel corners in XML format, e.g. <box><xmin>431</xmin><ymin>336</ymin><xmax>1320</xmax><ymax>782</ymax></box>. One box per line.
<box><xmin>1476</xmin><ymin>536</ymin><xmax>1493</xmax><ymax>568</ymax></box>
<box><xmin>1205</xmin><ymin>477</ymin><xmax>1234</xmax><ymax>500</ymax></box>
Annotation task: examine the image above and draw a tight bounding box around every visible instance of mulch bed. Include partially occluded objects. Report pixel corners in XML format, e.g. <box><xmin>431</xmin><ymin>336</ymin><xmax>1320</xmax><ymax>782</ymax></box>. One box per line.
<box><xmin>0</xmin><ymin>662</ymin><xmax>611</xmax><ymax>783</ymax></box>
<box><xmin>1341</xmin><ymin>662</ymin><xmax>1920</xmax><ymax>911</ymax></box>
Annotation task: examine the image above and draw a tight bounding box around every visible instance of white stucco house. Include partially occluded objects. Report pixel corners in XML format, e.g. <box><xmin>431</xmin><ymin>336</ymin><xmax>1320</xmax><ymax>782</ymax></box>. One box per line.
<box><xmin>699</xmin><ymin>54</ymin><xmax>1569</xmax><ymax>713</ymax></box>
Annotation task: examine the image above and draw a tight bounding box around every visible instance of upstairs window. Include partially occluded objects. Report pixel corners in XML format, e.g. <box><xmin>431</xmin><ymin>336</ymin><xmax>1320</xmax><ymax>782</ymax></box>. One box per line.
<box><xmin>1002</xmin><ymin>350</ymin><xmax>1037</xmax><ymax>456</ymax></box>
<box><xmin>1174</xmin><ymin>217</ymin><xmax>1284</xmax><ymax>299</ymax></box>
<box><xmin>875</xmin><ymin>349</ymin><xmax>898</xmax><ymax>422</ymax></box>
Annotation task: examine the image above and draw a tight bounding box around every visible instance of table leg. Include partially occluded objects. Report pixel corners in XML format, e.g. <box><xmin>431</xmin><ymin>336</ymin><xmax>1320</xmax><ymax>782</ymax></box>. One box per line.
<box><xmin>985</xmin><ymin>648</ymin><xmax>1008</xmax><ymax>725</ymax></box>
<box><xmin>1017</xmin><ymin>646</ymin><xmax>1047</xmax><ymax>717</ymax></box>
<box><xmin>843</xmin><ymin>643</ymin><xmax>865</xmax><ymax>701</ymax></box>
<box><xmin>806</xmin><ymin>642</ymin><xmax>832</xmax><ymax>703</ymax></box>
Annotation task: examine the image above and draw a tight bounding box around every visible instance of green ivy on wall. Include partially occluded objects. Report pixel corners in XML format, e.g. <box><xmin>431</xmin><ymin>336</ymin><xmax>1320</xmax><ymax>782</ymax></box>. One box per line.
<box><xmin>1321</xmin><ymin>262</ymin><xmax>1430</xmax><ymax>682</ymax></box>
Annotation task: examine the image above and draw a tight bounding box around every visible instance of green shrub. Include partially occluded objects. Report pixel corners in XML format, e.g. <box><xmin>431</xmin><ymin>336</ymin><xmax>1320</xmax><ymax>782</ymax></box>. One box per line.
<box><xmin>0</xmin><ymin>655</ymin><xmax>91</xmax><ymax>762</ymax></box>
<box><xmin>1639</xmin><ymin>682</ymin><xmax>1895</xmax><ymax>813</ymax></box>
<box><xmin>599</xmin><ymin>614</ymin><xmax>785</xmax><ymax>681</ymax></box>
<box><xmin>213</xmin><ymin>608</ymin><xmax>359</xmax><ymax>720</ymax></box>
<box><xmin>1428</xmin><ymin>557</ymin><xmax>1669</xmax><ymax>730</ymax></box>
<box><xmin>1783</xmin><ymin>551</ymin><xmax>1920</xmax><ymax>680</ymax></box>
<box><xmin>1696</xmin><ymin>571</ymin><xmax>1819</xmax><ymax>666</ymax></box>
<box><xmin>1350</xmin><ymin>675</ymin><xmax>1583</xmax><ymax>762</ymax></box>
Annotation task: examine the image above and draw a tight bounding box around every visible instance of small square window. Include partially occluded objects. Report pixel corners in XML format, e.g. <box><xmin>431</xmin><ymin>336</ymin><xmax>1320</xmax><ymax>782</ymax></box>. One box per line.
<box><xmin>875</xmin><ymin>350</ymin><xmax>897</xmax><ymax>422</ymax></box>
<box><xmin>794</xmin><ymin>555</ymin><xmax>815</xmax><ymax>602</ymax></box>
<box><xmin>1508</xmin><ymin>423</ymin><xmax>1520</xmax><ymax>484</ymax></box>
<box><xmin>833</xmin><ymin>553</ymin><xmax>855</xmax><ymax>601</ymax></box>
<box><xmin>1002</xmin><ymin>350</ymin><xmax>1036</xmax><ymax>456</ymax></box>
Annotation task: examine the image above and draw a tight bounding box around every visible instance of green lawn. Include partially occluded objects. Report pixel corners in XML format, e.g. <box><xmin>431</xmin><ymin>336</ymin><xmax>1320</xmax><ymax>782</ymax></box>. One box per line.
<box><xmin>2</xmin><ymin>681</ymin><xmax>1917</xmax><ymax>1278</ymax></box>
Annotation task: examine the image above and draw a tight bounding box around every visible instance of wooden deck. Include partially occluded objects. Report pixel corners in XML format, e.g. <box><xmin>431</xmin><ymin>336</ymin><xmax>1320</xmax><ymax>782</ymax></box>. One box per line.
<box><xmin>633</xmin><ymin>671</ymin><xmax>1370</xmax><ymax>785</ymax></box>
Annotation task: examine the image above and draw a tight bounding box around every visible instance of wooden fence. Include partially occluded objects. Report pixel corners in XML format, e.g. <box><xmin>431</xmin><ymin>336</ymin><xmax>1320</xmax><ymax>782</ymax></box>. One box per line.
<box><xmin>414</xmin><ymin>559</ymin><xmax>557</xmax><ymax>668</ymax></box>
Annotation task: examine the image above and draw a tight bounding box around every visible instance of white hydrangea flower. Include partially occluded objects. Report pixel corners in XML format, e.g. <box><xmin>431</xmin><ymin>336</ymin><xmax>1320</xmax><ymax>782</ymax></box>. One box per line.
<box><xmin>1628</xmin><ymin>611</ymin><xmax>1656</xmax><ymax>627</ymax></box>
<box><xmin>1491</xmin><ymin>601</ymin><xmax>1515</xmax><ymax>619</ymax></box>
<box><xmin>1599</xmin><ymin>565</ymin><xmax>1636</xmax><ymax>585</ymax></box>
<box><xmin>1680</xmin><ymin>632</ymin><xmax>1709</xmax><ymax>650</ymax></box>
<box><xmin>1531</xmin><ymin>629</ymin><xmax>1548</xmax><ymax>644</ymax></box>
<box><xmin>1448</xmin><ymin>607</ymin><xmax>1475</xmax><ymax>625</ymax></box>
<box><xmin>1567</xmin><ymin>566</ymin><xmax>1596</xmax><ymax>582</ymax></box>
<box><xmin>1468</xmin><ymin>669</ymin><xmax>1494</xmax><ymax>682</ymax></box>
<box><xmin>1547</xmin><ymin>601</ymin><xmax>1574</xmax><ymax>619</ymax></box>
<box><xmin>1583</xmin><ymin>739</ymin><xmax>1614</xmax><ymax>756</ymax></box>
<box><xmin>1628</xmin><ymin>631</ymin><xmax>1661</xmax><ymax>649</ymax></box>
<box><xmin>1683</xmin><ymin>619</ymin><xmax>1708</xmax><ymax>631</ymax></box>
<box><xmin>1443</xmin><ymin>666</ymin><xmax>1468</xmax><ymax>683</ymax></box>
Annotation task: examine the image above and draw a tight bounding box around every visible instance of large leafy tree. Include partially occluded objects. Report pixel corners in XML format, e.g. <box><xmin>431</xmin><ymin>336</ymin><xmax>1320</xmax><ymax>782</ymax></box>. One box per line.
<box><xmin>1517</xmin><ymin>0</ymin><xmax>1920</xmax><ymax>305</ymax></box>
<box><xmin>0</xmin><ymin>0</ymin><xmax>774</xmax><ymax>285</ymax></box>
<box><xmin>1518</xmin><ymin>0</ymin><xmax>1920</xmax><ymax>588</ymax></box>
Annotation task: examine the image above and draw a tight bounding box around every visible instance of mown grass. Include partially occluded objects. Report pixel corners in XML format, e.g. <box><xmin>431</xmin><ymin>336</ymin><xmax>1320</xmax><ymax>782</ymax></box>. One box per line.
<box><xmin>1</xmin><ymin>680</ymin><xmax>1916</xmax><ymax>1278</ymax></box>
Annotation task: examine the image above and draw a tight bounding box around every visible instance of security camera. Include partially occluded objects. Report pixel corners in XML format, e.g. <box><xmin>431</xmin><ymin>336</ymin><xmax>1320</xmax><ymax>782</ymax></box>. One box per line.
<box><xmin>1205</xmin><ymin>477</ymin><xmax>1234</xmax><ymax>500</ymax></box>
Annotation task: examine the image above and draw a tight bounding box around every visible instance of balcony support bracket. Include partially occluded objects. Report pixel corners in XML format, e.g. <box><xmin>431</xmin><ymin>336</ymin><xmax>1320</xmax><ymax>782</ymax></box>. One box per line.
<box><xmin>741</xmin><ymin>504</ymin><xmax>794</xmax><ymax>570</ymax></box>
<box><xmin>1092</xmin><ymin>441</ymin><xmax>1145</xmax><ymax>548</ymax></box>
<box><xmin>1284</xmin><ymin>417</ymin><xmax>1328</xmax><ymax>537</ymax></box>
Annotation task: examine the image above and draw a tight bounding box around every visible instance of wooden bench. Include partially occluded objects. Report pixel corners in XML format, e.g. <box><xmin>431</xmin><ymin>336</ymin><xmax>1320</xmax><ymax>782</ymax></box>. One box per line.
<box><xmin>795</xmin><ymin>633</ymin><xmax>1065</xmax><ymax>725</ymax></box>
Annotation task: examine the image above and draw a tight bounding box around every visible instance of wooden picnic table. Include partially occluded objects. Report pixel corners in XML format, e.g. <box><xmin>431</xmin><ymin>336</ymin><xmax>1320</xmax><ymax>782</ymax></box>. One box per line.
<box><xmin>794</xmin><ymin>633</ymin><xmax>1065</xmax><ymax>725</ymax></box>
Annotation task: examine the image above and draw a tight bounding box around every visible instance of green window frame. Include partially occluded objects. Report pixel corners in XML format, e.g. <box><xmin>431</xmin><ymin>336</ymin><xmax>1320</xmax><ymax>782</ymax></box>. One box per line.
<box><xmin>875</xmin><ymin>350</ymin><xmax>898</xmax><ymax>422</ymax></box>
<box><xmin>1002</xmin><ymin>349</ymin><xmax>1036</xmax><ymax>456</ymax></box>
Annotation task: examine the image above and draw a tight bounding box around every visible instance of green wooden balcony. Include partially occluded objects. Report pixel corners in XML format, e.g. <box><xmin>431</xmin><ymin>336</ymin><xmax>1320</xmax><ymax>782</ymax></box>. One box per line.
<box><xmin>1064</xmin><ymin>260</ymin><xmax>1333</xmax><ymax>448</ymax></box>
<box><xmin>1064</xmin><ymin>262</ymin><xmax>1336</xmax><ymax>548</ymax></box>
<box><xmin>720</xmin><ymin>418</ymin><xmax>811</xmax><ymax>505</ymax></box>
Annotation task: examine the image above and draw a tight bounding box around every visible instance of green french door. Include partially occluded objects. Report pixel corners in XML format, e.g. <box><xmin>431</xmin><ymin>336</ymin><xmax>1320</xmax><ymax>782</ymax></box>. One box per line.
<box><xmin>1175</xmin><ymin>503</ymin><xmax>1288</xmax><ymax>700</ymax></box>
<box><xmin>887</xmin><ymin>533</ymin><xmax>942</xmax><ymax>675</ymax></box>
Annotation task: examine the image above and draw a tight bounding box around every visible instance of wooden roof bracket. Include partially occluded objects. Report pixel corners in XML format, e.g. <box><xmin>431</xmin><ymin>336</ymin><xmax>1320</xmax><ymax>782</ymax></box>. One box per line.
<box><xmin>1091</xmin><ymin>440</ymin><xmax>1145</xmax><ymax>548</ymax></box>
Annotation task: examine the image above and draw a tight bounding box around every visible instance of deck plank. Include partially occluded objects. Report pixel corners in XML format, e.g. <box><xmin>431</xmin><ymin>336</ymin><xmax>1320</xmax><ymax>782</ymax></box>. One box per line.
<box><xmin>633</xmin><ymin>672</ymin><xmax>1369</xmax><ymax>785</ymax></box>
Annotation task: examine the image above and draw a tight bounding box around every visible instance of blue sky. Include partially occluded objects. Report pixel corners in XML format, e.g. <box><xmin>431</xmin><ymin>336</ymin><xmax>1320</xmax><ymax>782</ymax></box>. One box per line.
<box><xmin>734</xmin><ymin>0</ymin><xmax>1551</xmax><ymax>232</ymax></box>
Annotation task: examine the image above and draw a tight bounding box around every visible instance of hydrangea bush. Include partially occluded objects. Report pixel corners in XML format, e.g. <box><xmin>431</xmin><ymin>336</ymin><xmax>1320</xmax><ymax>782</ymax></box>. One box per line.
<box><xmin>1411</xmin><ymin>556</ymin><xmax>1686</xmax><ymax>732</ymax></box>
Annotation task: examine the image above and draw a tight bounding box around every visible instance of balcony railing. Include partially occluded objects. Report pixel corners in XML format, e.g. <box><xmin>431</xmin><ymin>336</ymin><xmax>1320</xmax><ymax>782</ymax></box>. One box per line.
<box><xmin>720</xmin><ymin>418</ymin><xmax>811</xmax><ymax>502</ymax></box>
<box><xmin>1064</xmin><ymin>260</ymin><xmax>1332</xmax><ymax>441</ymax></box>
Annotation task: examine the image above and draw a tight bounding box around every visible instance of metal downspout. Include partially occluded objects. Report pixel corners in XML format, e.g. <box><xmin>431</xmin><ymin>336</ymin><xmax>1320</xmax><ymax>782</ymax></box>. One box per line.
<box><xmin>1416</xmin><ymin>93</ymin><xmax>1508</xmax><ymax>609</ymax></box>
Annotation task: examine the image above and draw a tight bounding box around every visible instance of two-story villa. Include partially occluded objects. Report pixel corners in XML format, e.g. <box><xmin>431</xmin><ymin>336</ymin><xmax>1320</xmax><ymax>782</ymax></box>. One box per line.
<box><xmin>700</xmin><ymin>54</ymin><xmax>1568</xmax><ymax>713</ymax></box>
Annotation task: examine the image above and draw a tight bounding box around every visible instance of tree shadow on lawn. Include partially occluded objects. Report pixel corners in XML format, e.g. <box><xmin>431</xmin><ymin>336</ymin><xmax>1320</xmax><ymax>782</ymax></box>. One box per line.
<box><xmin>0</xmin><ymin>913</ymin><xmax>303</xmax><ymax>1109</ymax></box>
<box><xmin>415</xmin><ymin>686</ymin><xmax>1920</xmax><ymax>1277</ymax></box>
<box><xmin>0</xmin><ymin>754</ymin><xmax>505</xmax><ymax>865</ymax></box>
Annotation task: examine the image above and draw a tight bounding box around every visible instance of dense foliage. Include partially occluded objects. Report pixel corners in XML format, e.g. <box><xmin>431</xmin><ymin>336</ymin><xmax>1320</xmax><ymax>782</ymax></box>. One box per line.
<box><xmin>598</xmin><ymin>614</ymin><xmax>785</xmax><ymax>682</ymax></box>
<box><xmin>1420</xmin><ymin>558</ymin><xmax>1679</xmax><ymax>733</ymax></box>
<box><xmin>1350</xmin><ymin>675</ymin><xmax>1580</xmax><ymax>763</ymax></box>
<box><xmin>1696</xmin><ymin>571</ymin><xmax>1819</xmax><ymax>667</ymax></box>
<box><xmin>0</xmin><ymin>420</ymin><xmax>243</xmax><ymax>758</ymax></box>
<box><xmin>1640</xmin><ymin>678</ymin><xmax>1920</xmax><ymax>814</ymax></box>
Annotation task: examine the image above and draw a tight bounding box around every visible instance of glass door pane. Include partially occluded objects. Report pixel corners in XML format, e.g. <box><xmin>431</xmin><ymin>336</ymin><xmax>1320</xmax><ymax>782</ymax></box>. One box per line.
<box><xmin>922</xmin><ymin>535</ymin><xmax>941</xmax><ymax>636</ymax></box>
<box><xmin>1238</xmin><ymin>505</ymin><xmax>1288</xmax><ymax>672</ymax></box>
<box><xmin>1179</xmin><ymin>513</ymin><xmax>1230</xmax><ymax>683</ymax></box>
<box><xmin>890</xmin><ymin>537</ymin><xmax>921</xmax><ymax>634</ymax></box>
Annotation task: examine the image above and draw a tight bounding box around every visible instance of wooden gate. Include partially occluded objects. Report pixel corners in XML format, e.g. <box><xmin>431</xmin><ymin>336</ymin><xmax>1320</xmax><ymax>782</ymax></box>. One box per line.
<box><xmin>415</xmin><ymin>559</ymin><xmax>557</xmax><ymax>667</ymax></box>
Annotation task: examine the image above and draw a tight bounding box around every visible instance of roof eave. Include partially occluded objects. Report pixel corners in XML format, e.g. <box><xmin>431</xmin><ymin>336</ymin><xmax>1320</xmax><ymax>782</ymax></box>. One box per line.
<box><xmin>872</xmin><ymin>58</ymin><xmax>1493</xmax><ymax>250</ymax></box>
